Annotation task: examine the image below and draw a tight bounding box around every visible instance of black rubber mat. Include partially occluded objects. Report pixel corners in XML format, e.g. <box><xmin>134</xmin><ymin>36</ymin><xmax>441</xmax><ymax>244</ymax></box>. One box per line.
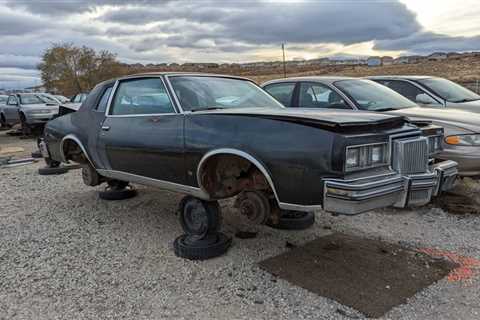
<box><xmin>259</xmin><ymin>233</ymin><xmax>456</xmax><ymax>318</ymax></box>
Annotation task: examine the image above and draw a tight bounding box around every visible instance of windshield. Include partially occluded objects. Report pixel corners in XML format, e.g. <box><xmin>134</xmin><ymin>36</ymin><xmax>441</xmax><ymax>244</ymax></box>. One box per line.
<box><xmin>0</xmin><ymin>96</ymin><xmax>7</xmax><ymax>104</ymax></box>
<box><xmin>168</xmin><ymin>76</ymin><xmax>284</xmax><ymax>111</ymax></box>
<box><xmin>19</xmin><ymin>94</ymin><xmax>44</xmax><ymax>105</ymax></box>
<box><xmin>37</xmin><ymin>94</ymin><xmax>59</xmax><ymax>104</ymax></box>
<box><xmin>334</xmin><ymin>79</ymin><xmax>417</xmax><ymax>111</ymax></box>
<box><xmin>418</xmin><ymin>78</ymin><xmax>480</xmax><ymax>103</ymax></box>
<box><xmin>55</xmin><ymin>95</ymin><xmax>69</xmax><ymax>103</ymax></box>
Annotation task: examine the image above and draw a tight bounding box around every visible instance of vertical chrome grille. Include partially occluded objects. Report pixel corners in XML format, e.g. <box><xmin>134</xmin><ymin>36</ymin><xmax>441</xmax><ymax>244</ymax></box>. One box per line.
<box><xmin>392</xmin><ymin>137</ymin><xmax>429</xmax><ymax>174</ymax></box>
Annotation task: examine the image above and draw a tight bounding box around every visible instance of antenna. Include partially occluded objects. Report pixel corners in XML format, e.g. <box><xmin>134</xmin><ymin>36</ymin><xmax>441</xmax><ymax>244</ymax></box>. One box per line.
<box><xmin>282</xmin><ymin>43</ymin><xmax>286</xmax><ymax>78</ymax></box>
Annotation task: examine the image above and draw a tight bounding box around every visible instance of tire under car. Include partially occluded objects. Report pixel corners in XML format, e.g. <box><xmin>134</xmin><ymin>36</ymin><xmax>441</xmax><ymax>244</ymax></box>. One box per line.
<box><xmin>267</xmin><ymin>210</ymin><xmax>315</xmax><ymax>230</ymax></box>
<box><xmin>98</xmin><ymin>180</ymin><xmax>137</xmax><ymax>200</ymax></box>
<box><xmin>38</xmin><ymin>166</ymin><xmax>69</xmax><ymax>175</ymax></box>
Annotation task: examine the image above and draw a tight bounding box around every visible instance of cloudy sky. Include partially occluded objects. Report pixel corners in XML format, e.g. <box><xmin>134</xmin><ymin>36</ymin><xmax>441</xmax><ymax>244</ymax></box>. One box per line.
<box><xmin>0</xmin><ymin>0</ymin><xmax>479</xmax><ymax>89</ymax></box>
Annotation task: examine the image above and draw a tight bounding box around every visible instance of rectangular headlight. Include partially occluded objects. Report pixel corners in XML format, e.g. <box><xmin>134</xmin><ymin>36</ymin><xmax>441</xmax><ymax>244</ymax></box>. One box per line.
<box><xmin>428</xmin><ymin>135</ymin><xmax>443</xmax><ymax>154</ymax></box>
<box><xmin>346</xmin><ymin>148</ymin><xmax>360</xmax><ymax>169</ymax></box>
<box><xmin>371</xmin><ymin>145</ymin><xmax>384</xmax><ymax>164</ymax></box>
<box><xmin>345</xmin><ymin>142</ymin><xmax>389</xmax><ymax>172</ymax></box>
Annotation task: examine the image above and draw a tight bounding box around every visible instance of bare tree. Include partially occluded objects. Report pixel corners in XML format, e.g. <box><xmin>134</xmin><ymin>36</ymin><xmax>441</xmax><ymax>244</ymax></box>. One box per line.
<box><xmin>38</xmin><ymin>43</ymin><xmax>126</xmax><ymax>96</ymax></box>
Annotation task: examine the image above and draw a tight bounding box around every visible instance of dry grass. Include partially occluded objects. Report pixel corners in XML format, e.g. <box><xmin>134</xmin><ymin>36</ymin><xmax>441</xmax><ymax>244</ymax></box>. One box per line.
<box><xmin>245</xmin><ymin>56</ymin><xmax>480</xmax><ymax>84</ymax></box>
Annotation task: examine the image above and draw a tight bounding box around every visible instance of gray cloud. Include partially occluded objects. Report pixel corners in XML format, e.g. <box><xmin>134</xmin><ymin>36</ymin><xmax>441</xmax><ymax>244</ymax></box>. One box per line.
<box><xmin>103</xmin><ymin>4</ymin><xmax>228</xmax><ymax>25</ymax></box>
<box><xmin>4</xmin><ymin>0</ymin><xmax>169</xmax><ymax>16</ymax></box>
<box><xmin>1</xmin><ymin>0</ymin><xmax>479</xmax><ymax>89</ymax></box>
<box><xmin>0</xmin><ymin>67</ymin><xmax>41</xmax><ymax>89</ymax></box>
<box><xmin>0</xmin><ymin>55</ymin><xmax>41</xmax><ymax>69</ymax></box>
<box><xmin>374</xmin><ymin>32</ymin><xmax>480</xmax><ymax>54</ymax></box>
<box><xmin>101</xmin><ymin>0</ymin><xmax>421</xmax><ymax>52</ymax></box>
<box><xmin>0</xmin><ymin>9</ymin><xmax>50</xmax><ymax>35</ymax></box>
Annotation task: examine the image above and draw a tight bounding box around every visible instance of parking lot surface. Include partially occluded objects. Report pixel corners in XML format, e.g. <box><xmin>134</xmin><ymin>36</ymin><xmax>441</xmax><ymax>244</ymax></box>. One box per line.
<box><xmin>1</xmin><ymin>137</ymin><xmax>480</xmax><ymax>320</ymax></box>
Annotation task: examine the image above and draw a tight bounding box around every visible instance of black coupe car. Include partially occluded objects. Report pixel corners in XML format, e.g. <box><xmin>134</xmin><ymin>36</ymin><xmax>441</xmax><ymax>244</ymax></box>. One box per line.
<box><xmin>40</xmin><ymin>73</ymin><xmax>457</xmax><ymax>259</ymax></box>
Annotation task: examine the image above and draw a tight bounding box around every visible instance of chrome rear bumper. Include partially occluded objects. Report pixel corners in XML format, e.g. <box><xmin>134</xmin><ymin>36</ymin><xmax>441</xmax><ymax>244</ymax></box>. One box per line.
<box><xmin>323</xmin><ymin>160</ymin><xmax>457</xmax><ymax>215</ymax></box>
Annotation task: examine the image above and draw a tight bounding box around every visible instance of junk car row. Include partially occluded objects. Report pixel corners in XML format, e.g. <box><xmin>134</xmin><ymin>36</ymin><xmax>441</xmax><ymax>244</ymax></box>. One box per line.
<box><xmin>33</xmin><ymin>72</ymin><xmax>480</xmax><ymax>259</ymax></box>
<box><xmin>4</xmin><ymin>72</ymin><xmax>478</xmax><ymax>259</ymax></box>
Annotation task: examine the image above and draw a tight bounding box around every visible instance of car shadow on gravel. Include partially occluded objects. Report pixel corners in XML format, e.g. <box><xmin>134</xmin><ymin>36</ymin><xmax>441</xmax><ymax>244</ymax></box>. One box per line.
<box><xmin>259</xmin><ymin>232</ymin><xmax>457</xmax><ymax>318</ymax></box>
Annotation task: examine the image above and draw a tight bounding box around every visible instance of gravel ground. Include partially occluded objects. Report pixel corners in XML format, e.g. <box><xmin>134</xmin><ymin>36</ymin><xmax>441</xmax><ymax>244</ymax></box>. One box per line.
<box><xmin>0</xmin><ymin>129</ymin><xmax>37</xmax><ymax>159</ymax></box>
<box><xmin>1</xmin><ymin>137</ymin><xmax>480</xmax><ymax>320</ymax></box>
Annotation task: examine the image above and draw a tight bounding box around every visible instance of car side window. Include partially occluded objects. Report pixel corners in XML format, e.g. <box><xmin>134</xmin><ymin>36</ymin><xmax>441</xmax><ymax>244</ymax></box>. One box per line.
<box><xmin>264</xmin><ymin>83</ymin><xmax>295</xmax><ymax>107</ymax></box>
<box><xmin>299</xmin><ymin>83</ymin><xmax>350</xmax><ymax>109</ymax></box>
<box><xmin>110</xmin><ymin>78</ymin><xmax>175</xmax><ymax>115</ymax></box>
<box><xmin>96</xmin><ymin>87</ymin><xmax>113</xmax><ymax>112</ymax></box>
<box><xmin>7</xmin><ymin>96</ymin><xmax>17</xmax><ymax>105</ymax></box>
<box><xmin>378</xmin><ymin>80</ymin><xmax>433</xmax><ymax>103</ymax></box>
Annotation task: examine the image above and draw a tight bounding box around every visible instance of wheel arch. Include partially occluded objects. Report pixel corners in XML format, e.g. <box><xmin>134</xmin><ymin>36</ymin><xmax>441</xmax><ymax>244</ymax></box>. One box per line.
<box><xmin>60</xmin><ymin>134</ymin><xmax>95</xmax><ymax>167</ymax></box>
<box><xmin>196</xmin><ymin>148</ymin><xmax>280</xmax><ymax>203</ymax></box>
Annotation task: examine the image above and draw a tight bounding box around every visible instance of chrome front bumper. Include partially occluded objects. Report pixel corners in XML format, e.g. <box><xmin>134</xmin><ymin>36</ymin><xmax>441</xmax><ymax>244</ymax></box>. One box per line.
<box><xmin>323</xmin><ymin>160</ymin><xmax>458</xmax><ymax>215</ymax></box>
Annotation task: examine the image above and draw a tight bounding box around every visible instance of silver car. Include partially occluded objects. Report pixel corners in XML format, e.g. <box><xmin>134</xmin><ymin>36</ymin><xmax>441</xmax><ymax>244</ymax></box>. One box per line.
<box><xmin>64</xmin><ymin>93</ymin><xmax>88</xmax><ymax>111</ymax></box>
<box><xmin>368</xmin><ymin>76</ymin><xmax>480</xmax><ymax>112</ymax></box>
<box><xmin>0</xmin><ymin>94</ymin><xmax>8</xmax><ymax>128</ymax></box>
<box><xmin>262</xmin><ymin>77</ymin><xmax>480</xmax><ymax>176</ymax></box>
<box><xmin>37</xmin><ymin>93</ymin><xmax>62</xmax><ymax>105</ymax></box>
<box><xmin>1</xmin><ymin>93</ymin><xmax>59</xmax><ymax>134</ymax></box>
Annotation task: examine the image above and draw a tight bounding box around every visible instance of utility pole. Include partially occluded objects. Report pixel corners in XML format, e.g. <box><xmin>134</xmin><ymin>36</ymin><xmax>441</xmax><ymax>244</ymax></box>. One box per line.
<box><xmin>282</xmin><ymin>43</ymin><xmax>286</xmax><ymax>78</ymax></box>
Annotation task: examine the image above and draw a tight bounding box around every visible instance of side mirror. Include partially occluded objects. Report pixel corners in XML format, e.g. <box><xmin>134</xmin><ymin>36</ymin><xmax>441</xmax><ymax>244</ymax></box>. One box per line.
<box><xmin>415</xmin><ymin>93</ymin><xmax>435</xmax><ymax>105</ymax></box>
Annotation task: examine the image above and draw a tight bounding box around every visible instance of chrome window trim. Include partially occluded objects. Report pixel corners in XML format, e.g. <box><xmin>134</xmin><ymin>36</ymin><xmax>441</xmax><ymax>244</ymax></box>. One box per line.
<box><xmin>325</xmin><ymin>83</ymin><xmax>358</xmax><ymax>109</ymax></box>
<box><xmin>104</xmin><ymin>80</ymin><xmax>119</xmax><ymax>116</ymax></box>
<box><xmin>164</xmin><ymin>75</ymin><xmax>185</xmax><ymax>113</ymax></box>
<box><xmin>164</xmin><ymin>74</ymin><xmax>284</xmax><ymax>114</ymax></box>
<box><xmin>104</xmin><ymin>76</ymin><xmax>178</xmax><ymax>118</ymax></box>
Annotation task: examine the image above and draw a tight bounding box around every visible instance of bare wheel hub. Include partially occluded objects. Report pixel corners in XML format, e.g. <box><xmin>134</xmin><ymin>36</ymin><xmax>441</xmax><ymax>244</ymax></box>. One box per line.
<box><xmin>235</xmin><ymin>191</ymin><xmax>270</xmax><ymax>225</ymax></box>
<box><xmin>81</xmin><ymin>164</ymin><xmax>101</xmax><ymax>186</ymax></box>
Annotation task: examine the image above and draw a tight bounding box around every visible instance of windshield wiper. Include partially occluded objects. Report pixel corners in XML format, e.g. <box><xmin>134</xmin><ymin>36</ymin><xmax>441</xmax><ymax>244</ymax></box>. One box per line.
<box><xmin>452</xmin><ymin>98</ymin><xmax>480</xmax><ymax>103</ymax></box>
<box><xmin>190</xmin><ymin>106</ymin><xmax>226</xmax><ymax>112</ymax></box>
<box><xmin>373</xmin><ymin>107</ymin><xmax>398</xmax><ymax>112</ymax></box>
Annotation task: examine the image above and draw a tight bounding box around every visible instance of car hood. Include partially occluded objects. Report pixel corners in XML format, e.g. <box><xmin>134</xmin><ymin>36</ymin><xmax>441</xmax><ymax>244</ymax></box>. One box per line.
<box><xmin>387</xmin><ymin>107</ymin><xmax>480</xmax><ymax>133</ymax></box>
<box><xmin>61</xmin><ymin>102</ymin><xmax>82</xmax><ymax>111</ymax></box>
<box><xmin>446</xmin><ymin>100</ymin><xmax>480</xmax><ymax>112</ymax></box>
<box><xmin>200</xmin><ymin>107</ymin><xmax>405</xmax><ymax>130</ymax></box>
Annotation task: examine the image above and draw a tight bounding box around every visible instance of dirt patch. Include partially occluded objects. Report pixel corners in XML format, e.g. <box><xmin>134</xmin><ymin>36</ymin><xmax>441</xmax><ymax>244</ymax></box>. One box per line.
<box><xmin>419</xmin><ymin>248</ymin><xmax>480</xmax><ymax>283</ymax></box>
<box><xmin>433</xmin><ymin>192</ymin><xmax>480</xmax><ymax>215</ymax></box>
<box><xmin>259</xmin><ymin>233</ymin><xmax>456</xmax><ymax>318</ymax></box>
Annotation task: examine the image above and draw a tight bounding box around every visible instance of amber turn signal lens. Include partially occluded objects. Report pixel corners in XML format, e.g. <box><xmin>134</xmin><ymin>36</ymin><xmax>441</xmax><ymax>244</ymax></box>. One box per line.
<box><xmin>445</xmin><ymin>136</ymin><xmax>461</xmax><ymax>145</ymax></box>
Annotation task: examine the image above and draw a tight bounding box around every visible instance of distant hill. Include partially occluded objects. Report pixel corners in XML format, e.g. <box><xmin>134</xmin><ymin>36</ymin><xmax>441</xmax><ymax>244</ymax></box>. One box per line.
<box><xmin>246</xmin><ymin>55</ymin><xmax>480</xmax><ymax>92</ymax></box>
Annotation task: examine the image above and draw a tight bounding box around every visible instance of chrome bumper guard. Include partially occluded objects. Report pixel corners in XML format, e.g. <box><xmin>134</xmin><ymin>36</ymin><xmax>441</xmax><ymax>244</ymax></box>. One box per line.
<box><xmin>432</xmin><ymin>160</ymin><xmax>458</xmax><ymax>196</ymax></box>
<box><xmin>323</xmin><ymin>160</ymin><xmax>457</xmax><ymax>215</ymax></box>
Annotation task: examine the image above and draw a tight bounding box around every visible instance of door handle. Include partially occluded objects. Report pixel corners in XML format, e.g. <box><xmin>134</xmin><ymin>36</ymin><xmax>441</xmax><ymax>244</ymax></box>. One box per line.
<box><xmin>101</xmin><ymin>125</ymin><xmax>110</xmax><ymax>131</ymax></box>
